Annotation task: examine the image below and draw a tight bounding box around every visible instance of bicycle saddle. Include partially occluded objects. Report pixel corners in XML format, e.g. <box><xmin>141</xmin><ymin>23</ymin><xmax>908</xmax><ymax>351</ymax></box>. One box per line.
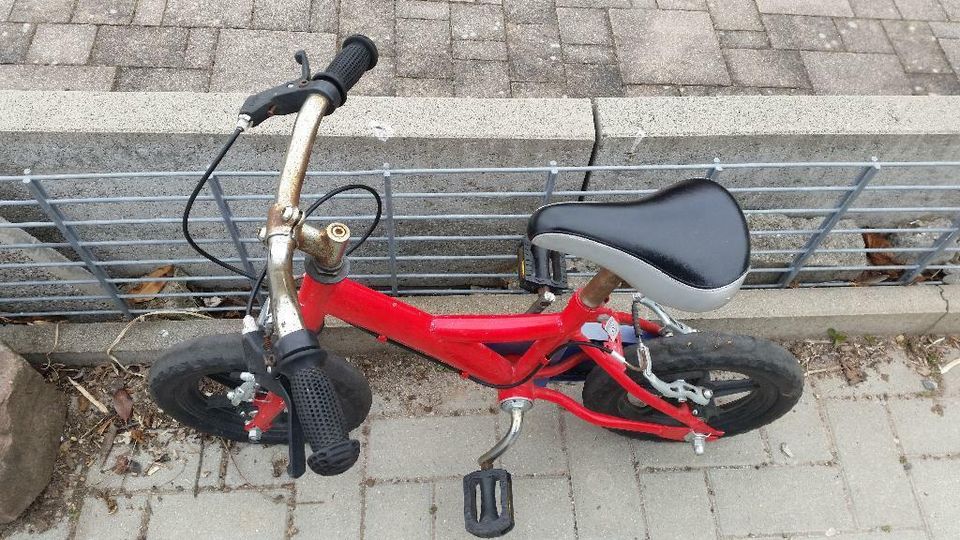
<box><xmin>527</xmin><ymin>178</ymin><xmax>750</xmax><ymax>312</ymax></box>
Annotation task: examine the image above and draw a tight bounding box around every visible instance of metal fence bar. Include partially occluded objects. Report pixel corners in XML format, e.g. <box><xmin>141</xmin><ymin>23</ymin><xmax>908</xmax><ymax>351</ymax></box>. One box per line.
<box><xmin>899</xmin><ymin>214</ymin><xmax>960</xmax><ymax>284</ymax></box>
<box><xmin>706</xmin><ymin>157</ymin><xmax>722</xmax><ymax>180</ymax></box>
<box><xmin>22</xmin><ymin>175</ymin><xmax>132</xmax><ymax>318</ymax></box>
<box><xmin>543</xmin><ymin>161</ymin><xmax>558</xmax><ymax>204</ymax></box>
<box><xmin>207</xmin><ymin>175</ymin><xmax>256</xmax><ymax>278</ymax></box>
<box><xmin>382</xmin><ymin>163</ymin><xmax>399</xmax><ymax>294</ymax></box>
<box><xmin>778</xmin><ymin>159</ymin><xmax>880</xmax><ymax>288</ymax></box>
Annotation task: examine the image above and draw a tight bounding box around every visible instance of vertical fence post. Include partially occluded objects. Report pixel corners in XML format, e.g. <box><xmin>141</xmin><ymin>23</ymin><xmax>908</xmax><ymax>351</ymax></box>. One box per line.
<box><xmin>543</xmin><ymin>161</ymin><xmax>559</xmax><ymax>205</ymax></box>
<box><xmin>207</xmin><ymin>175</ymin><xmax>255</xmax><ymax>278</ymax></box>
<box><xmin>778</xmin><ymin>158</ymin><xmax>880</xmax><ymax>288</ymax></box>
<box><xmin>23</xmin><ymin>174</ymin><xmax>133</xmax><ymax>319</ymax></box>
<box><xmin>382</xmin><ymin>163</ymin><xmax>399</xmax><ymax>294</ymax></box>
<box><xmin>899</xmin><ymin>215</ymin><xmax>960</xmax><ymax>284</ymax></box>
<box><xmin>706</xmin><ymin>157</ymin><xmax>722</xmax><ymax>181</ymax></box>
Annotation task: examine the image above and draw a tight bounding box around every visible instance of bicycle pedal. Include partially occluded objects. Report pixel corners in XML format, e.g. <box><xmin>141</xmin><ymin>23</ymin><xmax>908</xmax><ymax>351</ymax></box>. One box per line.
<box><xmin>463</xmin><ymin>469</ymin><xmax>514</xmax><ymax>538</ymax></box>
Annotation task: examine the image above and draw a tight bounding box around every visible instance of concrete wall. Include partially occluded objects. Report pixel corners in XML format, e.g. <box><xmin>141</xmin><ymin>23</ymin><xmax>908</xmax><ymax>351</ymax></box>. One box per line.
<box><xmin>3</xmin><ymin>93</ymin><xmax>960</xmax><ymax>316</ymax></box>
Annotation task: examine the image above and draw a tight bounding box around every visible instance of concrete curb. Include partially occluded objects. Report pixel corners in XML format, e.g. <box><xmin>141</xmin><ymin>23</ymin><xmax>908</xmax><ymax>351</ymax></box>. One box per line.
<box><xmin>1</xmin><ymin>285</ymin><xmax>952</xmax><ymax>366</ymax></box>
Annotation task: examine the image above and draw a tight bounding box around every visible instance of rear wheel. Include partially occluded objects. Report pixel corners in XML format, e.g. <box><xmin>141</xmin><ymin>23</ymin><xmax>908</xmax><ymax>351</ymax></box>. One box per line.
<box><xmin>149</xmin><ymin>333</ymin><xmax>371</xmax><ymax>444</ymax></box>
<box><xmin>582</xmin><ymin>332</ymin><xmax>802</xmax><ymax>440</ymax></box>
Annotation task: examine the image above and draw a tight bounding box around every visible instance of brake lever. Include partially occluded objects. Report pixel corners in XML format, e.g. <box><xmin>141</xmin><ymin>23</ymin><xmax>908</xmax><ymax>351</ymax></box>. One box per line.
<box><xmin>238</xmin><ymin>50</ymin><xmax>315</xmax><ymax>128</ymax></box>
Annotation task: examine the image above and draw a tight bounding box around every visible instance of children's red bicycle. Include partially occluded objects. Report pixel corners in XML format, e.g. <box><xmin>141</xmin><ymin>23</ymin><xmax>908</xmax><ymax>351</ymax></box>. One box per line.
<box><xmin>149</xmin><ymin>37</ymin><xmax>803</xmax><ymax>538</ymax></box>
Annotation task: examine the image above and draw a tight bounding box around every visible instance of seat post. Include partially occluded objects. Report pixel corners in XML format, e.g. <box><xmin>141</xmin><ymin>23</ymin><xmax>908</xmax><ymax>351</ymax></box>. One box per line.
<box><xmin>580</xmin><ymin>268</ymin><xmax>623</xmax><ymax>308</ymax></box>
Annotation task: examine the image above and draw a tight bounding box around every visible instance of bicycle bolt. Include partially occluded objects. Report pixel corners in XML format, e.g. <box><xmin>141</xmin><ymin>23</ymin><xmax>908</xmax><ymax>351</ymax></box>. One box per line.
<box><xmin>281</xmin><ymin>206</ymin><xmax>297</xmax><ymax>222</ymax></box>
<box><xmin>248</xmin><ymin>428</ymin><xmax>262</xmax><ymax>442</ymax></box>
<box><xmin>703</xmin><ymin>389</ymin><xmax>714</xmax><ymax>399</ymax></box>
<box><xmin>257</xmin><ymin>227</ymin><xmax>267</xmax><ymax>241</ymax></box>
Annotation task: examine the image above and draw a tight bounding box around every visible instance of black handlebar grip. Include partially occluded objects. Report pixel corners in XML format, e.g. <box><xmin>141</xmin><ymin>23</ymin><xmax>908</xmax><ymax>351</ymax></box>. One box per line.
<box><xmin>287</xmin><ymin>365</ymin><xmax>361</xmax><ymax>475</ymax></box>
<box><xmin>315</xmin><ymin>34</ymin><xmax>379</xmax><ymax>96</ymax></box>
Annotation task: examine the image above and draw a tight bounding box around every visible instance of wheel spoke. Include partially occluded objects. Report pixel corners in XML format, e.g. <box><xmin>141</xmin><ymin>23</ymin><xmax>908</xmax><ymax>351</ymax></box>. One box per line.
<box><xmin>707</xmin><ymin>379</ymin><xmax>756</xmax><ymax>397</ymax></box>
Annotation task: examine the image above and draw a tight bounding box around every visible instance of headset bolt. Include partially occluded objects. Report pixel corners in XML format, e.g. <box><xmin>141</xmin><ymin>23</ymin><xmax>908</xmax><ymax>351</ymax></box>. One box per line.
<box><xmin>281</xmin><ymin>206</ymin><xmax>298</xmax><ymax>222</ymax></box>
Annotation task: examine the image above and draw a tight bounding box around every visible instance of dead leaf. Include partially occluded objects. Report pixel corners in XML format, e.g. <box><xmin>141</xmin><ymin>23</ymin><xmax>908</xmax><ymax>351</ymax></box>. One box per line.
<box><xmin>112</xmin><ymin>387</ymin><xmax>134</xmax><ymax>422</ymax></box>
<box><xmin>111</xmin><ymin>454</ymin><xmax>131</xmax><ymax>475</ymax></box>
<box><xmin>862</xmin><ymin>233</ymin><xmax>903</xmax><ymax>278</ymax></box>
<box><xmin>127</xmin><ymin>264</ymin><xmax>175</xmax><ymax>303</ymax></box>
<box><xmin>129</xmin><ymin>428</ymin><xmax>146</xmax><ymax>446</ymax></box>
<box><xmin>839</xmin><ymin>355</ymin><xmax>866</xmax><ymax>385</ymax></box>
<box><xmin>97</xmin><ymin>492</ymin><xmax>118</xmax><ymax>515</ymax></box>
<box><xmin>98</xmin><ymin>421</ymin><xmax>117</xmax><ymax>468</ymax></box>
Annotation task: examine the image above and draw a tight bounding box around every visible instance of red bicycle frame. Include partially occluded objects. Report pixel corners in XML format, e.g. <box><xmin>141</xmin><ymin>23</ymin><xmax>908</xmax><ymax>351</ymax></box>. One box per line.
<box><xmin>254</xmin><ymin>274</ymin><xmax>721</xmax><ymax>441</ymax></box>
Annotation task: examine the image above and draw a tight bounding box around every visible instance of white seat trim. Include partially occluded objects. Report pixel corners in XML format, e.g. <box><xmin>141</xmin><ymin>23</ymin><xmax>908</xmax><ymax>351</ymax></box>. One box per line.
<box><xmin>531</xmin><ymin>233</ymin><xmax>746</xmax><ymax>312</ymax></box>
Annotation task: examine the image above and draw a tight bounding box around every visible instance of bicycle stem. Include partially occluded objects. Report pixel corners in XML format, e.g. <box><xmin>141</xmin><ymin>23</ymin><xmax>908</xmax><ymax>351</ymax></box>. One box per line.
<box><xmin>266</xmin><ymin>93</ymin><xmax>331</xmax><ymax>338</ymax></box>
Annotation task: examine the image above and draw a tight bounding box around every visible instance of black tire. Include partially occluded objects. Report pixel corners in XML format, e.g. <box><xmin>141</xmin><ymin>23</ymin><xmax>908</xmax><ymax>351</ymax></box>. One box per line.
<box><xmin>148</xmin><ymin>333</ymin><xmax>372</xmax><ymax>444</ymax></box>
<box><xmin>582</xmin><ymin>332</ymin><xmax>803</xmax><ymax>440</ymax></box>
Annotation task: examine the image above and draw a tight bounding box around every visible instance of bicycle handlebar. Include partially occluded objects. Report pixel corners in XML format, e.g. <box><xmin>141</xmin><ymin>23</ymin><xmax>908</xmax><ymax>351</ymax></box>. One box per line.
<box><xmin>313</xmin><ymin>34</ymin><xmax>379</xmax><ymax>97</ymax></box>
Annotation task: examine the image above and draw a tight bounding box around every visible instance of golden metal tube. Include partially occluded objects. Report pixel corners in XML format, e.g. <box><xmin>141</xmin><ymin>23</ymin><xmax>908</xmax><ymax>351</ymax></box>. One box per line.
<box><xmin>579</xmin><ymin>268</ymin><xmax>623</xmax><ymax>308</ymax></box>
<box><xmin>276</xmin><ymin>94</ymin><xmax>329</xmax><ymax>209</ymax></box>
<box><xmin>299</xmin><ymin>222</ymin><xmax>351</xmax><ymax>270</ymax></box>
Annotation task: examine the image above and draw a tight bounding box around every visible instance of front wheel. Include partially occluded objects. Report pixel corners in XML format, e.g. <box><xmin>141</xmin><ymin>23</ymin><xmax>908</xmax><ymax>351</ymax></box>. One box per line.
<box><xmin>149</xmin><ymin>333</ymin><xmax>372</xmax><ymax>444</ymax></box>
<box><xmin>582</xmin><ymin>332</ymin><xmax>803</xmax><ymax>440</ymax></box>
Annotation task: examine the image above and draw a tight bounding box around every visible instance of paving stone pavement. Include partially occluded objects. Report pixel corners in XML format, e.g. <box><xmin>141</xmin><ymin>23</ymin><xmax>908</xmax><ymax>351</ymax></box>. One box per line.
<box><xmin>2</xmin><ymin>0</ymin><xmax>960</xmax><ymax>95</ymax></box>
<box><xmin>7</xmin><ymin>349</ymin><xmax>960</xmax><ymax>540</ymax></box>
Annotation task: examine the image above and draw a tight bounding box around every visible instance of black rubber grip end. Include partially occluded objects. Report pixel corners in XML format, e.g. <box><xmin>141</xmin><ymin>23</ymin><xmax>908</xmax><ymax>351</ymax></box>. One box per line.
<box><xmin>312</xmin><ymin>34</ymin><xmax>378</xmax><ymax>108</ymax></box>
<box><xmin>307</xmin><ymin>439</ymin><xmax>361</xmax><ymax>476</ymax></box>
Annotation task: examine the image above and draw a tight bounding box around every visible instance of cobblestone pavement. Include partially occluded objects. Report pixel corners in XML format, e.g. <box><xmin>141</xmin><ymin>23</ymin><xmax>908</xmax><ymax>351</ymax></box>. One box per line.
<box><xmin>2</xmin><ymin>0</ymin><xmax>960</xmax><ymax>96</ymax></box>
<box><xmin>7</xmin><ymin>346</ymin><xmax>960</xmax><ymax>539</ymax></box>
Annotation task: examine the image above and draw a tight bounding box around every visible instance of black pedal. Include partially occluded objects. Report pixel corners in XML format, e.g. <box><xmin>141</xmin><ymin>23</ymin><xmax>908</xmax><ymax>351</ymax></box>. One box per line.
<box><xmin>517</xmin><ymin>238</ymin><xmax>567</xmax><ymax>294</ymax></box>
<box><xmin>463</xmin><ymin>469</ymin><xmax>514</xmax><ymax>538</ymax></box>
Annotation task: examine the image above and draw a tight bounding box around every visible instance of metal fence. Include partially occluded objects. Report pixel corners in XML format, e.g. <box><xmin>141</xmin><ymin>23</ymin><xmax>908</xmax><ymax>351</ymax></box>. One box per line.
<box><xmin>1</xmin><ymin>159</ymin><xmax>959</xmax><ymax>320</ymax></box>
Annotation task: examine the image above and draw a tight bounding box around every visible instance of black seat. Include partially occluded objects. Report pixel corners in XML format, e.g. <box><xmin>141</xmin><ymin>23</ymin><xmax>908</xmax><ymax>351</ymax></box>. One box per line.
<box><xmin>527</xmin><ymin>178</ymin><xmax>750</xmax><ymax>312</ymax></box>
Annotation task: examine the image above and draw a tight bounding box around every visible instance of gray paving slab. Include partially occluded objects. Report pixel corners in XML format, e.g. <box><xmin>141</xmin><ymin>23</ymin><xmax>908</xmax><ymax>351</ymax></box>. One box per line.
<box><xmin>837</xmin><ymin>18</ymin><xmax>895</xmax><ymax>53</ymax></box>
<box><xmin>940</xmin><ymin>37</ymin><xmax>960</xmax><ymax>72</ymax></box>
<box><xmin>930</xmin><ymin>21</ymin><xmax>960</xmax><ymax>37</ymax></box>
<box><xmin>72</xmin><ymin>0</ymin><xmax>135</xmax><ymax>24</ymax></box>
<box><xmin>210</xmin><ymin>29</ymin><xmax>336</xmax><ymax>93</ymax></box>
<box><xmin>565</xmin><ymin>62</ymin><xmax>624</xmax><ymax>96</ymax></box>
<box><xmin>640</xmin><ymin>470</ymin><xmax>715</xmax><ymax>539</ymax></box>
<box><xmin>74</xmin><ymin>493</ymin><xmax>146</xmax><ymax>540</ymax></box>
<box><xmin>147</xmin><ymin>489</ymin><xmax>290</xmax><ymax>540</ymax></box>
<box><xmin>0</xmin><ymin>22</ymin><xmax>34</xmax><ymax>63</ymax></box>
<box><xmin>562</xmin><ymin>43</ymin><xmax>615</xmax><ymax>64</ymax></box>
<box><xmin>763</xmin><ymin>14</ymin><xmax>843</xmax><ymax>51</ymax></box>
<box><xmin>25</xmin><ymin>23</ymin><xmax>95</xmax><ymax>65</ymax></box>
<box><xmin>197</xmin><ymin>438</ymin><xmax>223</xmax><ymax>488</ymax></box>
<box><xmin>717</xmin><ymin>29</ymin><xmax>771</xmax><ymax>48</ymax></box>
<box><xmin>224</xmin><ymin>443</ymin><xmax>291</xmax><ymax>488</ymax></box>
<box><xmin>506</xmin><ymin>23</ymin><xmax>565</xmax><ymax>83</ymax></box>
<box><xmin>556</xmin><ymin>7</ymin><xmax>611</xmax><ymax>45</ymax></box>
<box><xmin>893</xmin><ymin>0</ymin><xmax>947</xmax><ymax>20</ymax></box>
<box><xmin>887</xmin><ymin>396</ymin><xmax>960</xmax><ymax>455</ymax></box>
<box><xmin>252</xmin><ymin>0</ymin><xmax>310</xmax><ymax>31</ymax></box>
<box><xmin>610</xmin><ymin>8</ymin><xmax>730</xmax><ymax>85</ymax></box>
<box><xmin>562</xmin><ymin>414</ymin><xmax>646</xmax><ymax>539</ymax></box>
<box><xmin>367</xmin><ymin>414</ymin><xmax>497</xmax><ymax>478</ymax></box>
<box><xmin>183</xmin><ymin>28</ymin><xmax>218</xmax><ymax>69</ymax></box>
<box><xmin>849</xmin><ymin>0</ymin><xmax>902</xmax><ymax>18</ymax></box>
<box><xmin>91</xmin><ymin>26</ymin><xmax>189</xmax><ymax>68</ymax></box>
<box><xmin>398</xmin><ymin>0</ymin><xmax>449</xmax><ymax>20</ymax></box>
<box><xmin>5</xmin><ymin>520</ymin><xmax>71</xmax><ymax>540</ymax></box>
<box><xmin>496</xmin><ymin>405</ymin><xmax>566</xmax><ymax>475</ymax></box>
<box><xmin>910</xmin><ymin>458</ymin><xmax>960</xmax><ymax>539</ymax></box>
<box><xmin>756</xmin><ymin>0</ymin><xmax>855</xmax><ymax>17</ymax></box>
<box><xmin>339</xmin><ymin>0</ymin><xmax>396</xmax><ymax>56</ymax></box>
<box><xmin>942</xmin><ymin>0</ymin><xmax>960</xmax><ymax>19</ymax></box>
<box><xmin>633</xmin><ymin>427</ymin><xmax>768</xmax><ymax>468</ymax></box>
<box><xmin>725</xmin><ymin>48</ymin><xmax>810</xmax><ymax>87</ymax></box>
<box><xmin>309</xmin><ymin>0</ymin><xmax>337</xmax><ymax>32</ymax></box>
<box><xmin>511</xmin><ymin>80</ymin><xmax>567</xmax><ymax>96</ymax></box>
<box><xmin>763</xmin><ymin>389</ymin><xmax>834</xmax><ymax>464</ymax></box>
<box><xmin>121</xmin><ymin>431</ymin><xmax>203</xmax><ymax>492</ymax></box>
<box><xmin>884</xmin><ymin>20</ymin><xmax>953</xmax><ymax>73</ymax></box>
<box><xmin>707</xmin><ymin>0</ymin><xmax>764</xmax><ymax>31</ymax></box>
<box><xmin>802</xmin><ymin>51</ymin><xmax>913</xmax><ymax>94</ymax></box>
<box><xmin>909</xmin><ymin>72</ymin><xmax>960</xmax><ymax>94</ymax></box>
<box><xmin>451</xmin><ymin>3</ymin><xmax>505</xmax><ymax>41</ymax></box>
<box><xmin>130</xmin><ymin>0</ymin><xmax>163</xmax><ymax>25</ymax></box>
<box><xmin>453</xmin><ymin>59</ymin><xmax>511</xmax><ymax>97</ymax></box>
<box><xmin>295</xmin><ymin>454</ymin><xmax>363</xmax><ymax>503</ymax></box>
<box><xmin>397</xmin><ymin>17</ymin><xmax>452</xmax><ymax>79</ymax></box>
<box><xmin>162</xmin><ymin>0</ymin><xmax>253</xmax><ymax>27</ymax></box>
<box><xmin>395</xmin><ymin>76</ymin><xmax>454</xmax><ymax>96</ymax></box>
<box><xmin>825</xmin><ymin>399</ymin><xmax>924</xmax><ymax>528</ymax></box>
<box><xmin>365</xmin><ymin>482</ymin><xmax>433</xmax><ymax>540</ymax></box>
<box><xmin>293</xmin><ymin>499</ymin><xmax>362</xmax><ymax>538</ymax></box>
<box><xmin>7</xmin><ymin>0</ymin><xmax>72</xmax><ymax>22</ymax></box>
<box><xmin>453</xmin><ymin>39</ymin><xmax>508</xmax><ymax>61</ymax></box>
<box><xmin>813</xmin><ymin>350</ymin><xmax>927</xmax><ymax>398</ymax></box>
<box><xmin>504</xmin><ymin>0</ymin><xmax>556</xmax><ymax>24</ymax></box>
<box><xmin>710</xmin><ymin>465</ymin><xmax>854</xmax><ymax>536</ymax></box>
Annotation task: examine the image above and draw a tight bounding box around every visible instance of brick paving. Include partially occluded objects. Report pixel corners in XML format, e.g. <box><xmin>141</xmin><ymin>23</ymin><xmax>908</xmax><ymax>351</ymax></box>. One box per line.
<box><xmin>6</xmin><ymin>346</ymin><xmax>960</xmax><ymax>539</ymax></box>
<box><xmin>2</xmin><ymin>0</ymin><xmax>960</xmax><ymax>95</ymax></box>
